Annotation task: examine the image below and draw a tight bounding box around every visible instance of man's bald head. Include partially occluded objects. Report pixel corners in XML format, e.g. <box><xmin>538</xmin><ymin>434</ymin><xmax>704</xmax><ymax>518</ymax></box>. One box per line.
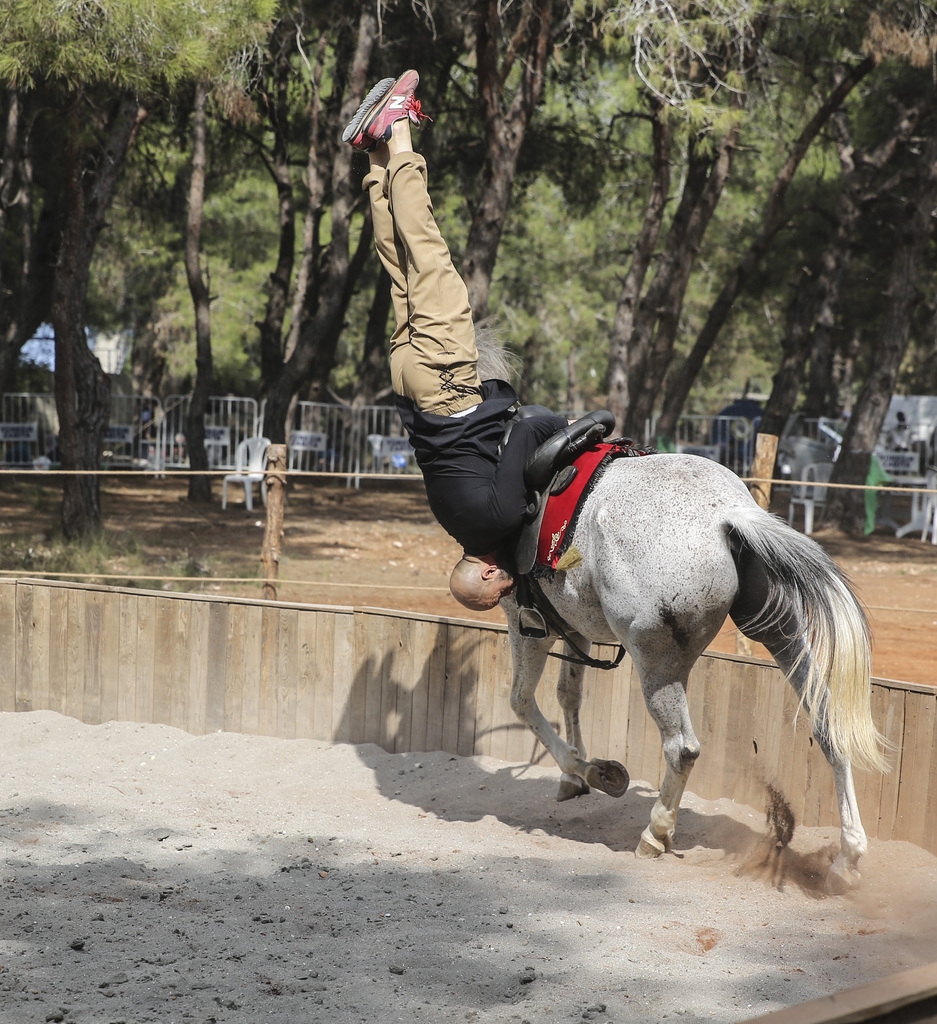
<box><xmin>449</xmin><ymin>554</ymin><xmax>514</xmax><ymax>611</ymax></box>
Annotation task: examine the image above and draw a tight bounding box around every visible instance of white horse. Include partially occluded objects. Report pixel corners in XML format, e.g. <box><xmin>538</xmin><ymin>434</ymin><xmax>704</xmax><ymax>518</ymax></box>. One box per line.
<box><xmin>503</xmin><ymin>453</ymin><xmax>888</xmax><ymax>893</ymax></box>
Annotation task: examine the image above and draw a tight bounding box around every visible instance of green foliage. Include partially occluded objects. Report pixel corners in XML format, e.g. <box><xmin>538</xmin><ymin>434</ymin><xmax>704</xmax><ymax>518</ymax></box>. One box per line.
<box><xmin>24</xmin><ymin>0</ymin><xmax>937</xmax><ymax>430</ymax></box>
<box><xmin>0</xmin><ymin>0</ymin><xmax>276</xmax><ymax>91</ymax></box>
<box><xmin>86</xmin><ymin>85</ymin><xmax>284</xmax><ymax>395</ymax></box>
<box><xmin>15</xmin><ymin>357</ymin><xmax>55</xmax><ymax>394</ymax></box>
<box><xmin>584</xmin><ymin>0</ymin><xmax>768</xmax><ymax>129</ymax></box>
<box><xmin>490</xmin><ymin>176</ymin><xmax>621</xmax><ymax>410</ymax></box>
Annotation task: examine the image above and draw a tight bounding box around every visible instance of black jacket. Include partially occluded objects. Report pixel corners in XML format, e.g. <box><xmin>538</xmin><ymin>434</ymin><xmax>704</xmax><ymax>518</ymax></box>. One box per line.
<box><xmin>395</xmin><ymin>380</ymin><xmax>566</xmax><ymax>557</ymax></box>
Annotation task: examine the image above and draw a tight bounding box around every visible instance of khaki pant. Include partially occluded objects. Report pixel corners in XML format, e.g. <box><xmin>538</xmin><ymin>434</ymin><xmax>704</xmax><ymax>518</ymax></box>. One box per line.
<box><xmin>363</xmin><ymin>152</ymin><xmax>481</xmax><ymax>416</ymax></box>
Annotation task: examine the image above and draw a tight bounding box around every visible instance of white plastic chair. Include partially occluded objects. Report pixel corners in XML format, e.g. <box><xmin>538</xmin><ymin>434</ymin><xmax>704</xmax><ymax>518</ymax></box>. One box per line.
<box><xmin>922</xmin><ymin>468</ymin><xmax>937</xmax><ymax>545</ymax></box>
<box><xmin>788</xmin><ymin>462</ymin><xmax>833</xmax><ymax>535</ymax></box>
<box><xmin>221</xmin><ymin>437</ymin><xmax>271</xmax><ymax>511</ymax></box>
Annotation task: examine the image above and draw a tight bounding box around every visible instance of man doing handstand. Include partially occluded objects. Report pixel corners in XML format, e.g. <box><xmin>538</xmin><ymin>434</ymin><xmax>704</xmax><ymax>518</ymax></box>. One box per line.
<box><xmin>343</xmin><ymin>70</ymin><xmax>568</xmax><ymax>611</ymax></box>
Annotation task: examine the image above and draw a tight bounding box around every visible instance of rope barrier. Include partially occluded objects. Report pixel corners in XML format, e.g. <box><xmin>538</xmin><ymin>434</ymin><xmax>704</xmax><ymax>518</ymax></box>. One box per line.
<box><xmin>0</xmin><ymin>568</ymin><xmax>449</xmax><ymax>592</ymax></box>
<box><xmin>0</xmin><ymin>467</ymin><xmax>422</xmax><ymax>481</ymax></box>
<box><xmin>866</xmin><ymin>604</ymin><xmax>937</xmax><ymax>616</ymax></box>
<box><xmin>0</xmin><ymin>466</ymin><xmax>932</xmax><ymax>494</ymax></box>
<box><xmin>2</xmin><ymin>463</ymin><xmax>933</xmax><ymax>610</ymax></box>
<box><xmin>1</xmin><ymin>570</ymin><xmax>934</xmax><ymax>614</ymax></box>
<box><xmin>741</xmin><ymin>476</ymin><xmax>937</xmax><ymax>496</ymax></box>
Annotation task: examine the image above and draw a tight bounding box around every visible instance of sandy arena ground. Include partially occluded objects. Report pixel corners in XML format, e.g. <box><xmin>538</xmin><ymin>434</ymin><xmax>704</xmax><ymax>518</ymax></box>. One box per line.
<box><xmin>2</xmin><ymin>710</ymin><xmax>937</xmax><ymax>1024</ymax></box>
<box><xmin>2</xmin><ymin>476</ymin><xmax>936</xmax><ymax>1022</ymax></box>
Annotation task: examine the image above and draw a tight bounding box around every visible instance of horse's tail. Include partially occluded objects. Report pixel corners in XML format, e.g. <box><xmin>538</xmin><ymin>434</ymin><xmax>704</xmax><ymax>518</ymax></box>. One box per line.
<box><xmin>728</xmin><ymin>506</ymin><xmax>889</xmax><ymax>773</ymax></box>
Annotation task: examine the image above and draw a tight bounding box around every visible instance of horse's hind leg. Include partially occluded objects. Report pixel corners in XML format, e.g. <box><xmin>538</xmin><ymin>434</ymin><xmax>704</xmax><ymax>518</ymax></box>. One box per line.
<box><xmin>736</xmin><ymin>615</ymin><xmax>868</xmax><ymax>892</ymax></box>
<box><xmin>825</xmin><ymin>760</ymin><xmax>866</xmax><ymax>892</ymax></box>
<box><xmin>635</xmin><ymin>670</ymin><xmax>701</xmax><ymax>859</ymax></box>
<box><xmin>731</xmin><ymin>546</ymin><xmax>871</xmax><ymax>891</ymax></box>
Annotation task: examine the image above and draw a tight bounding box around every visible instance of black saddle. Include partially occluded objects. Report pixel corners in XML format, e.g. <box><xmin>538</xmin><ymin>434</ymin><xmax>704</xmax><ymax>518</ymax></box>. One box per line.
<box><xmin>523</xmin><ymin>410</ymin><xmax>615</xmax><ymax>495</ymax></box>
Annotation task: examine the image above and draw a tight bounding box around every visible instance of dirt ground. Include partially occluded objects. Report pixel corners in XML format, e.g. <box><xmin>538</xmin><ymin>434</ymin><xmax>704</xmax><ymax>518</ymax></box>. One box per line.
<box><xmin>1</xmin><ymin>473</ymin><xmax>935</xmax><ymax>686</ymax></box>
<box><xmin>2</xmin><ymin>709</ymin><xmax>937</xmax><ymax>1024</ymax></box>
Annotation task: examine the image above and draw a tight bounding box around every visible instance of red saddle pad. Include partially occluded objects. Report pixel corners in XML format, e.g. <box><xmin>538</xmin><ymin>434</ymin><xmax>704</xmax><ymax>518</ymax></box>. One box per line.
<box><xmin>536</xmin><ymin>443</ymin><xmax>624</xmax><ymax>570</ymax></box>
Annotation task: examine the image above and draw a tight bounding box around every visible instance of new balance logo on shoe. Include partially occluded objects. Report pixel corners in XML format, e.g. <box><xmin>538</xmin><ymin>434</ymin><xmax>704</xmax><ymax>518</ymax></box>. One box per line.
<box><xmin>388</xmin><ymin>95</ymin><xmax>407</xmax><ymax>110</ymax></box>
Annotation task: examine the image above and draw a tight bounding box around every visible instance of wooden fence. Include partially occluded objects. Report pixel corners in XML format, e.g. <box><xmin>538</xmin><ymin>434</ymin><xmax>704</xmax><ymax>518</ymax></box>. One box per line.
<box><xmin>738</xmin><ymin>961</ymin><xmax>937</xmax><ymax>1024</ymax></box>
<box><xmin>2</xmin><ymin>577</ymin><xmax>936</xmax><ymax>857</ymax></box>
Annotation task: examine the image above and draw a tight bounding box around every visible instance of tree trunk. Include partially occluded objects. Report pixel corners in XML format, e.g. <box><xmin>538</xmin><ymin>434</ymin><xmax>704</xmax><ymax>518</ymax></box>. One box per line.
<box><xmin>802</xmin><ymin>303</ymin><xmax>836</xmax><ymax>418</ymax></box>
<box><xmin>759</xmin><ymin>270</ymin><xmax>820</xmax><ymax>436</ymax></box>
<box><xmin>0</xmin><ymin>89</ymin><xmax>22</xmax><ymax>394</ymax></box>
<box><xmin>257</xmin><ymin>25</ymin><xmax>297</xmax><ymax>385</ymax></box>
<box><xmin>760</xmin><ymin>100</ymin><xmax>929</xmax><ymax>436</ymax></box>
<box><xmin>826</xmin><ymin>134</ymin><xmax>937</xmax><ymax>534</ymax></box>
<box><xmin>460</xmin><ymin>0</ymin><xmax>553</xmax><ymax>319</ymax></box>
<box><xmin>305</xmin><ymin>215</ymin><xmax>372</xmax><ymax>402</ymax></box>
<box><xmin>261</xmin><ymin>9</ymin><xmax>376</xmax><ymax>444</ymax></box>
<box><xmin>352</xmin><ymin>266</ymin><xmax>392</xmax><ymax>407</ymax></box>
<box><xmin>624</xmin><ymin>127</ymin><xmax>739</xmax><ymax>438</ymax></box>
<box><xmin>832</xmin><ymin>329</ymin><xmax>860</xmax><ymax>416</ymax></box>
<box><xmin>607</xmin><ymin>111</ymin><xmax>670</xmax><ymax>433</ymax></box>
<box><xmin>0</xmin><ymin>90</ymin><xmax>19</xmax><ymax>330</ymax></box>
<box><xmin>0</xmin><ymin>90</ymin><xmax>47</xmax><ymax>396</ymax></box>
<box><xmin>655</xmin><ymin>57</ymin><xmax>875</xmax><ymax>441</ymax></box>
<box><xmin>53</xmin><ymin>92</ymin><xmax>144</xmax><ymax>539</ymax></box>
<box><xmin>184</xmin><ymin>80</ymin><xmax>213</xmax><ymax>504</ymax></box>
<box><xmin>518</xmin><ymin>335</ymin><xmax>536</xmax><ymax>405</ymax></box>
<box><xmin>282</xmin><ymin>31</ymin><xmax>327</xmax><ymax>368</ymax></box>
<box><xmin>565</xmin><ymin>349</ymin><xmax>583</xmax><ymax>417</ymax></box>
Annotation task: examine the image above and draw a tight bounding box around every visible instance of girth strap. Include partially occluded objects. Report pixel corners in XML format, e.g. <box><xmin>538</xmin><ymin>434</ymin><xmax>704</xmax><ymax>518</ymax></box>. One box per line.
<box><xmin>522</xmin><ymin>575</ymin><xmax>627</xmax><ymax>672</ymax></box>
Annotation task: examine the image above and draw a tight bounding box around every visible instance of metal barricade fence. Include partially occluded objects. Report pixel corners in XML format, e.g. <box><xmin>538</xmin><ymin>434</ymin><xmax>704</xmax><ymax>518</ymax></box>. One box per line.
<box><xmin>656</xmin><ymin>414</ymin><xmax>758</xmax><ymax>476</ymax></box>
<box><xmin>283</xmin><ymin>401</ymin><xmax>349</xmax><ymax>475</ymax></box>
<box><xmin>259</xmin><ymin>400</ymin><xmax>417</xmax><ymax>486</ymax></box>
<box><xmin>0</xmin><ymin>393</ymin><xmax>57</xmax><ymax>466</ymax></box>
<box><xmin>354</xmin><ymin>404</ymin><xmax>416</xmax><ymax>483</ymax></box>
<box><xmin>0</xmin><ymin>392</ymin><xmax>411</xmax><ymax>479</ymax></box>
<box><xmin>101</xmin><ymin>395</ymin><xmax>163</xmax><ymax>469</ymax></box>
<box><xmin>159</xmin><ymin>396</ymin><xmax>259</xmax><ymax>470</ymax></box>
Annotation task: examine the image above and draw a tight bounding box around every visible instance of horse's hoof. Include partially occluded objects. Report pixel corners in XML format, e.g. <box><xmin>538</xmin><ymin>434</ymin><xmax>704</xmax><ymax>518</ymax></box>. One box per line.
<box><xmin>824</xmin><ymin>863</ymin><xmax>861</xmax><ymax>895</ymax></box>
<box><xmin>557</xmin><ymin>774</ymin><xmax>590</xmax><ymax>802</ymax></box>
<box><xmin>584</xmin><ymin>759</ymin><xmax>629</xmax><ymax>798</ymax></box>
<box><xmin>635</xmin><ymin>828</ymin><xmax>666</xmax><ymax>859</ymax></box>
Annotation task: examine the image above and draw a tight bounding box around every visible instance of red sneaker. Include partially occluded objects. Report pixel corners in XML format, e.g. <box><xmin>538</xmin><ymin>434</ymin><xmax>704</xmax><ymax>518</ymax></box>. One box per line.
<box><xmin>342</xmin><ymin>77</ymin><xmax>394</xmax><ymax>149</ymax></box>
<box><xmin>342</xmin><ymin>70</ymin><xmax>431</xmax><ymax>151</ymax></box>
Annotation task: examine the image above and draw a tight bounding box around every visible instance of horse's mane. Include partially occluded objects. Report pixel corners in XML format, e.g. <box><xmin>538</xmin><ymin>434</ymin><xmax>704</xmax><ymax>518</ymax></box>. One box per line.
<box><xmin>475</xmin><ymin>319</ymin><xmax>519</xmax><ymax>384</ymax></box>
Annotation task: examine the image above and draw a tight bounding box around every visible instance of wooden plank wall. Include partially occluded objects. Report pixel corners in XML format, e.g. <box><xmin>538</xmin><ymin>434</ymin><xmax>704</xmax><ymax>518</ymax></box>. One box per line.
<box><xmin>1</xmin><ymin>577</ymin><xmax>935</xmax><ymax>856</ymax></box>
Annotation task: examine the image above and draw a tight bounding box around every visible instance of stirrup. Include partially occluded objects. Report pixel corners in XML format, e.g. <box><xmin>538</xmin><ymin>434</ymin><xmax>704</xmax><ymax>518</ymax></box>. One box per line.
<box><xmin>518</xmin><ymin>605</ymin><xmax>549</xmax><ymax>640</ymax></box>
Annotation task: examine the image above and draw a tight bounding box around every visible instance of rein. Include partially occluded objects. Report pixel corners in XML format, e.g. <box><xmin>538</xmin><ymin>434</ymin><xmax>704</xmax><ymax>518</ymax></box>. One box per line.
<box><xmin>525</xmin><ymin>574</ymin><xmax>626</xmax><ymax>672</ymax></box>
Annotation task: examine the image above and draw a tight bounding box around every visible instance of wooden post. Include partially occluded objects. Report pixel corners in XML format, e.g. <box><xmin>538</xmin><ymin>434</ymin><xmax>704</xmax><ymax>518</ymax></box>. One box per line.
<box><xmin>749</xmin><ymin>432</ymin><xmax>779</xmax><ymax>511</ymax></box>
<box><xmin>261</xmin><ymin>444</ymin><xmax>288</xmax><ymax>602</ymax></box>
<box><xmin>737</xmin><ymin>432</ymin><xmax>780</xmax><ymax>656</ymax></box>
